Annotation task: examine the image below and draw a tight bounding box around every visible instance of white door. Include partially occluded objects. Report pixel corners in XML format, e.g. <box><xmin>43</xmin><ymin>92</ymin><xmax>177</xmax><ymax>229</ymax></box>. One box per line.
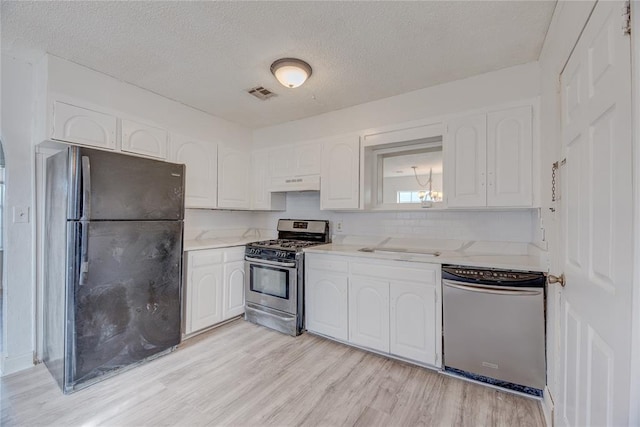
<box><xmin>390</xmin><ymin>281</ymin><xmax>436</xmax><ymax>365</ymax></box>
<box><xmin>222</xmin><ymin>260</ymin><xmax>245</xmax><ymax>320</ymax></box>
<box><xmin>445</xmin><ymin>114</ymin><xmax>487</xmax><ymax>207</ymax></box>
<box><xmin>557</xmin><ymin>2</ymin><xmax>633</xmax><ymax>425</ymax></box>
<box><xmin>487</xmin><ymin>106</ymin><xmax>533</xmax><ymax>207</ymax></box>
<box><xmin>218</xmin><ymin>146</ymin><xmax>250</xmax><ymax>209</ymax></box>
<box><xmin>305</xmin><ymin>269</ymin><xmax>349</xmax><ymax>341</ymax></box>
<box><xmin>320</xmin><ymin>135</ymin><xmax>360</xmax><ymax>210</ymax></box>
<box><xmin>169</xmin><ymin>134</ymin><xmax>217</xmax><ymax>209</ymax></box>
<box><xmin>349</xmin><ymin>277</ymin><xmax>389</xmax><ymax>352</ymax></box>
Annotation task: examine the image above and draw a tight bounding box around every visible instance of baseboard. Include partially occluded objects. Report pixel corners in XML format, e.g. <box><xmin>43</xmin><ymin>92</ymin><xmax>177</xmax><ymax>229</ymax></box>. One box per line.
<box><xmin>1</xmin><ymin>351</ymin><xmax>35</xmax><ymax>376</ymax></box>
<box><xmin>542</xmin><ymin>386</ymin><xmax>554</xmax><ymax>427</ymax></box>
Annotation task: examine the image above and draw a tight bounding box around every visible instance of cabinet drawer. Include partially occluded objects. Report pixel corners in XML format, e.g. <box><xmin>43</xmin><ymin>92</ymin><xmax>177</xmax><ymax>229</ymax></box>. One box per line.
<box><xmin>351</xmin><ymin>262</ymin><xmax>437</xmax><ymax>284</ymax></box>
<box><xmin>306</xmin><ymin>255</ymin><xmax>349</xmax><ymax>273</ymax></box>
<box><xmin>224</xmin><ymin>246</ymin><xmax>245</xmax><ymax>263</ymax></box>
<box><xmin>189</xmin><ymin>249</ymin><xmax>224</xmax><ymax>267</ymax></box>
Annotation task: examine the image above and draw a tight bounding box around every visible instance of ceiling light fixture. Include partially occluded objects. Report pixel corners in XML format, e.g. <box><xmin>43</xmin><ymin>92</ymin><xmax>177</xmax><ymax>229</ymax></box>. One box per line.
<box><xmin>270</xmin><ymin>58</ymin><xmax>312</xmax><ymax>88</ymax></box>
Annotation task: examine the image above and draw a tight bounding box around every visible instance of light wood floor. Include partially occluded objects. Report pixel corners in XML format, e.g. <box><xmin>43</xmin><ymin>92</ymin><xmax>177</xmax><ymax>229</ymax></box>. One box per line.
<box><xmin>1</xmin><ymin>319</ymin><xmax>545</xmax><ymax>426</ymax></box>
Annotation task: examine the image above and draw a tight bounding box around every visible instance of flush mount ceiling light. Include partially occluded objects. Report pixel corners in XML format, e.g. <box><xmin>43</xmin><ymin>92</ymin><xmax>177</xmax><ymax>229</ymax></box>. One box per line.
<box><xmin>270</xmin><ymin>58</ymin><xmax>312</xmax><ymax>88</ymax></box>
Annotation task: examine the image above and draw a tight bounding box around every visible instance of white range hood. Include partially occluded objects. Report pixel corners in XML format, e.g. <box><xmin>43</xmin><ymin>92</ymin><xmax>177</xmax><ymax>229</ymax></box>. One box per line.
<box><xmin>269</xmin><ymin>174</ymin><xmax>320</xmax><ymax>192</ymax></box>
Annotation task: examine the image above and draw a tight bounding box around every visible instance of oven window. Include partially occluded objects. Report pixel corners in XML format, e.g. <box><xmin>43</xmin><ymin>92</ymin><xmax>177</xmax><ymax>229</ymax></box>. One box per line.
<box><xmin>250</xmin><ymin>265</ymin><xmax>289</xmax><ymax>299</ymax></box>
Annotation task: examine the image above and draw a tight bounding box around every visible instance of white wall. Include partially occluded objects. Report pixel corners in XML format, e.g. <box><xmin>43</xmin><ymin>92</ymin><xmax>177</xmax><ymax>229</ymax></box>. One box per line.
<box><xmin>0</xmin><ymin>54</ymin><xmax>37</xmax><ymax>374</ymax></box>
<box><xmin>253</xmin><ymin>62</ymin><xmax>540</xmax><ymax>148</ymax></box>
<box><xmin>255</xmin><ymin>192</ymin><xmax>535</xmax><ymax>243</ymax></box>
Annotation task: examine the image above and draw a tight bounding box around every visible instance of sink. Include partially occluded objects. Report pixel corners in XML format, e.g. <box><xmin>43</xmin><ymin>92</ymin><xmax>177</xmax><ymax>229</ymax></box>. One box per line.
<box><xmin>358</xmin><ymin>247</ymin><xmax>440</xmax><ymax>257</ymax></box>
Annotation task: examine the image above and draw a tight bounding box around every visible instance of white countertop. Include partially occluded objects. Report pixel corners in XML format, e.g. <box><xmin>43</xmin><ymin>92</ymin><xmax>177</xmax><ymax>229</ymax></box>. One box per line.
<box><xmin>304</xmin><ymin>237</ymin><xmax>548</xmax><ymax>272</ymax></box>
<box><xmin>183</xmin><ymin>228</ymin><xmax>274</xmax><ymax>251</ymax></box>
<box><xmin>183</xmin><ymin>236</ymin><xmax>259</xmax><ymax>251</ymax></box>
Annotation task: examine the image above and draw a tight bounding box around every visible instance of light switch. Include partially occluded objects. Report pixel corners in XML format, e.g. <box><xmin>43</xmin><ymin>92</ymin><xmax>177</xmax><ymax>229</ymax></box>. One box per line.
<box><xmin>13</xmin><ymin>206</ymin><xmax>30</xmax><ymax>223</ymax></box>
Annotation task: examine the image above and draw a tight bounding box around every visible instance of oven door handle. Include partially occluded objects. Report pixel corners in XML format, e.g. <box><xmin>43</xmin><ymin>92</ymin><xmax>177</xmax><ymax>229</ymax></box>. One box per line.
<box><xmin>443</xmin><ymin>280</ymin><xmax>542</xmax><ymax>296</ymax></box>
<box><xmin>245</xmin><ymin>256</ymin><xmax>297</xmax><ymax>268</ymax></box>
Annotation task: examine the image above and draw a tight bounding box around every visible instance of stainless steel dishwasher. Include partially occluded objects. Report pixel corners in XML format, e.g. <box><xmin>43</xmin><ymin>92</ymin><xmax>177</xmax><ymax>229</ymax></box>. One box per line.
<box><xmin>442</xmin><ymin>265</ymin><xmax>546</xmax><ymax>396</ymax></box>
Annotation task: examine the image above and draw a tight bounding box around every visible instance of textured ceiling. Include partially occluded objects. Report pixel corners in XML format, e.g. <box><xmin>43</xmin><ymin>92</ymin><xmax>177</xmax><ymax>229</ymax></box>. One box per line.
<box><xmin>1</xmin><ymin>1</ymin><xmax>556</xmax><ymax>129</ymax></box>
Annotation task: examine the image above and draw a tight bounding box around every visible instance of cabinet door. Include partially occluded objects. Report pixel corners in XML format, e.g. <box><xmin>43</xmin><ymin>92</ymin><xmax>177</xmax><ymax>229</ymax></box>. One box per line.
<box><xmin>293</xmin><ymin>143</ymin><xmax>322</xmax><ymax>176</ymax></box>
<box><xmin>268</xmin><ymin>147</ymin><xmax>293</xmax><ymax>178</ymax></box>
<box><xmin>390</xmin><ymin>281</ymin><xmax>437</xmax><ymax>365</ymax></box>
<box><xmin>487</xmin><ymin>106</ymin><xmax>533</xmax><ymax>207</ymax></box>
<box><xmin>222</xmin><ymin>260</ymin><xmax>245</xmax><ymax>320</ymax></box>
<box><xmin>321</xmin><ymin>136</ymin><xmax>360</xmax><ymax>210</ymax></box>
<box><xmin>169</xmin><ymin>134</ymin><xmax>217</xmax><ymax>208</ymax></box>
<box><xmin>218</xmin><ymin>146</ymin><xmax>250</xmax><ymax>209</ymax></box>
<box><xmin>121</xmin><ymin>119</ymin><xmax>168</xmax><ymax>159</ymax></box>
<box><xmin>445</xmin><ymin>114</ymin><xmax>487</xmax><ymax>207</ymax></box>
<box><xmin>250</xmin><ymin>151</ymin><xmax>286</xmax><ymax>211</ymax></box>
<box><xmin>349</xmin><ymin>277</ymin><xmax>389</xmax><ymax>352</ymax></box>
<box><xmin>306</xmin><ymin>269</ymin><xmax>349</xmax><ymax>341</ymax></box>
<box><xmin>186</xmin><ymin>253</ymin><xmax>223</xmax><ymax>334</ymax></box>
<box><xmin>52</xmin><ymin>101</ymin><xmax>117</xmax><ymax>150</ymax></box>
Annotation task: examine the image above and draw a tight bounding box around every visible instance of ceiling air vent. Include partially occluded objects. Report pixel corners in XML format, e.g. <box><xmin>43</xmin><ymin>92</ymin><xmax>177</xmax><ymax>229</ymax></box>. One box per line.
<box><xmin>247</xmin><ymin>86</ymin><xmax>276</xmax><ymax>100</ymax></box>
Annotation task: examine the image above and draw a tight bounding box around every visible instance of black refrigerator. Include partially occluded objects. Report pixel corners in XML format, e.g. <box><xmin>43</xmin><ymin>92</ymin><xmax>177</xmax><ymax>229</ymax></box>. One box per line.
<box><xmin>43</xmin><ymin>146</ymin><xmax>185</xmax><ymax>393</ymax></box>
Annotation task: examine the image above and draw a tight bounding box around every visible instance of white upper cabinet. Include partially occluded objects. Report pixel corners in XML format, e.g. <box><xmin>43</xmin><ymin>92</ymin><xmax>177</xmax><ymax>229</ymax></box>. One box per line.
<box><xmin>52</xmin><ymin>101</ymin><xmax>117</xmax><ymax>150</ymax></box>
<box><xmin>218</xmin><ymin>146</ymin><xmax>250</xmax><ymax>210</ymax></box>
<box><xmin>445</xmin><ymin>114</ymin><xmax>487</xmax><ymax>207</ymax></box>
<box><xmin>269</xmin><ymin>142</ymin><xmax>321</xmax><ymax>177</ymax></box>
<box><xmin>321</xmin><ymin>135</ymin><xmax>360</xmax><ymax>210</ymax></box>
<box><xmin>487</xmin><ymin>106</ymin><xmax>532</xmax><ymax>207</ymax></box>
<box><xmin>293</xmin><ymin>143</ymin><xmax>322</xmax><ymax>176</ymax></box>
<box><xmin>445</xmin><ymin>105</ymin><xmax>533</xmax><ymax>208</ymax></box>
<box><xmin>120</xmin><ymin>119</ymin><xmax>168</xmax><ymax>159</ymax></box>
<box><xmin>250</xmin><ymin>150</ymin><xmax>286</xmax><ymax>211</ymax></box>
<box><xmin>169</xmin><ymin>134</ymin><xmax>217</xmax><ymax>209</ymax></box>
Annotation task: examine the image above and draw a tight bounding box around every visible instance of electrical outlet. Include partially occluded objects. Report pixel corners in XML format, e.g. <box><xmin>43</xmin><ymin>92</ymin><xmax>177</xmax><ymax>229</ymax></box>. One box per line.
<box><xmin>335</xmin><ymin>221</ymin><xmax>344</xmax><ymax>233</ymax></box>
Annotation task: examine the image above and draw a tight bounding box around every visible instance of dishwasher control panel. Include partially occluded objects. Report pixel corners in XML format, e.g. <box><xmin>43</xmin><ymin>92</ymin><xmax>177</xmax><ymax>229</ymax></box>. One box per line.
<box><xmin>442</xmin><ymin>265</ymin><xmax>545</xmax><ymax>287</ymax></box>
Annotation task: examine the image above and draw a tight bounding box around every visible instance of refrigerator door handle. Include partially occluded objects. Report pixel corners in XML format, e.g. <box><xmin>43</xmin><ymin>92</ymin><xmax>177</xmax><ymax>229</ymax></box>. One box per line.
<box><xmin>81</xmin><ymin>156</ymin><xmax>91</xmax><ymax>220</ymax></box>
<box><xmin>79</xmin><ymin>222</ymin><xmax>89</xmax><ymax>286</ymax></box>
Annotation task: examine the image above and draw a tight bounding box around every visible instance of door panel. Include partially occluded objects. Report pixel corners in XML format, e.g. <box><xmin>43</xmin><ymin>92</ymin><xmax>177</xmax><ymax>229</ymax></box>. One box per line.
<box><xmin>306</xmin><ymin>269</ymin><xmax>348</xmax><ymax>341</ymax></box>
<box><xmin>445</xmin><ymin>114</ymin><xmax>487</xmax><ymax>207</ymax></box>
<box><xmin>71</xmin><ymin>220</ymin><xmax>182</xmax><ymax>386</ymax></box>
<box><xmin>320</xmin><ymin>136</ymin><xmax>360</xmax><ymax>210</ymax></box>
<box><xmin>557</xmin><ymin>2</ymin><xmax>633</xmax><ymax>425</ymax></box>
<box><xmin>77</xmin><ymin>147</ymin><xmax>184</xmax><ymax>220</ymax></box>
<box><xmin>390</xmin><ymin>281</ymin><xmax>436</xmax><ymax>365</ymax></box>
<box><xmin>170</xmin><ymin>134</ymin><xmax>217</xmax><ymax>209</ymax></box>
<box><xmin>487</xmin><ymin>106</ymin><xmax>532</xmax><ymax>206</ymax></box>
<box><xmin>223</xmin><ymin>261</ymin><xmax>245</xmax><ymax>319</ymax></box>
<box><xmin>349</xmin><ymin>277</ymin><xmax>389</xmax><ymax>352</ymax></box>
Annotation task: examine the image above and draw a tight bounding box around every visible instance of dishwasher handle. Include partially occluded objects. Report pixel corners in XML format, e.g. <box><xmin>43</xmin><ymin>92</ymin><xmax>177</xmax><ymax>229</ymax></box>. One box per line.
<box><xmin>443</xmin><ymin>280</ymin><xmax>543</xmax><ymax>296</ymax></box>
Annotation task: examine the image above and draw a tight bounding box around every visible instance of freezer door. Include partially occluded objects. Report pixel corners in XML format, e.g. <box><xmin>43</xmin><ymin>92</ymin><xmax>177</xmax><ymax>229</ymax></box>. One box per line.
<box><xmin>67</xmin><ymin>220</ymin><xmax>183</xmax><ymax>391</ymax></box>
<box><xmin>74</xmin><ymin>147</ymin><xmax>185</xmax><ymax>220</ymax></box>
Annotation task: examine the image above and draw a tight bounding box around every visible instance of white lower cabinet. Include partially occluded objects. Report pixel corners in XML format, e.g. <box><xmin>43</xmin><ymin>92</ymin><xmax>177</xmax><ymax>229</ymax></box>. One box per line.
<box><xmin>223</xmin><ymin>260</ymin><xmax>245</xmax><ymax>319</ymax></box>
<box><xmin>306</xmin><ymin>269</ymin><xmax>349</xmax><ymax>341</ymax></box>
<box><xmin>349</xmin><ymin>277</ymin><xmax>390</xmax><ymax>352</ymax></box>
<box><xmin>390</xmin><ymin>280</ymin><xmax>437</xmax><ymax>365</ymax></box>
<box><xmin>305</xmin><ymin>253</ymin><xmax>441</xmax><ymax>367</ymax></box>
<box><xmin>185</xmin><ymin>246</ymin><xmax>246</xmax><ymax>336</ymax></box>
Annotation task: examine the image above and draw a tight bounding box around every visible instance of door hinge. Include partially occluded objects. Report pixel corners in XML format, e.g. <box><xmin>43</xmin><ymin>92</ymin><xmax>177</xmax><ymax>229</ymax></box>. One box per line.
<box><xmin>623</xmin><ymin>0</ymin><xmax>631</xmax><ymax>35</ymax></box>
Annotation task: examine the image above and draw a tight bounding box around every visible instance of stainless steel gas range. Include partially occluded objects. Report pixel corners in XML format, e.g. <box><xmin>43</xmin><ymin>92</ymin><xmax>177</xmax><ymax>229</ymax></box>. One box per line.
<box><xmin>244</xmin><ymin>219</ymin><xmax>330</xmax><ymax>336</ymax></box>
